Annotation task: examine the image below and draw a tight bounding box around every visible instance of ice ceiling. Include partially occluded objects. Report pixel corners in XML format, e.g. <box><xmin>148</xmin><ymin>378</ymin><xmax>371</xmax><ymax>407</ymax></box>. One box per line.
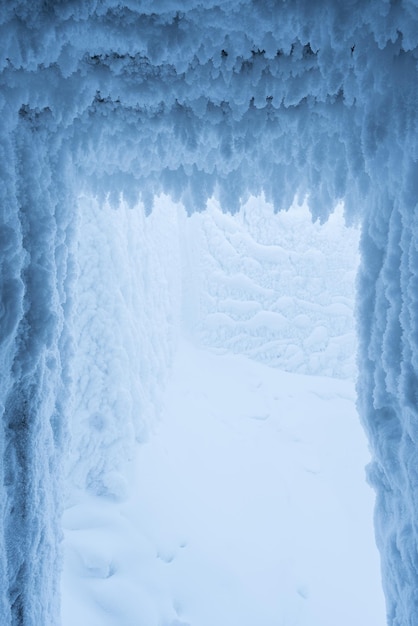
<box><xmin>1</xmin><ymin>1</ymin><xmax>418</xmax><ymax>624</ymax></box>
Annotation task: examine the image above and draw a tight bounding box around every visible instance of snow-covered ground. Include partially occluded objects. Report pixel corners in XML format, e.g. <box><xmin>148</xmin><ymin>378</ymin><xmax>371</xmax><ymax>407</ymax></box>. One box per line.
<box><xmin>61</xmin><ymin>195</ymin><xmax>385</xmax><ymax>625</ymax></box>
<box><xmin>62</xmin><ymin>339</ymin><xmax>385</xmax><ymax>626</ymax></box>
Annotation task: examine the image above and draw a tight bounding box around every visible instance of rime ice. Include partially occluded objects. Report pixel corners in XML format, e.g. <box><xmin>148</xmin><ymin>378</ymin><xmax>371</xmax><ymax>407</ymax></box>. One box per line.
<box><xmin>1</xmin><ymin>2</ymin><xmax>417</xmax><ymax>624</ymax></box>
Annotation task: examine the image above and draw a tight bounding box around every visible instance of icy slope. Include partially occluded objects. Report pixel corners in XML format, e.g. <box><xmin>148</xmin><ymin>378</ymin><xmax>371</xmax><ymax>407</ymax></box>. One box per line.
<box><xmin>62</xmin><ymin>339</ymin><xmax>385</xmax><ymax>626</ymax></box>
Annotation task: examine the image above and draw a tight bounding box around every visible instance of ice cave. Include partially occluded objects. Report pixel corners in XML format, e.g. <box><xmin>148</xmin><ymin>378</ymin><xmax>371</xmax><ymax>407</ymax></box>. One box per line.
<box><xmin>1</xmin><ymin>1</ymin><xmax>418</xmax><ymax>624</ymax></box>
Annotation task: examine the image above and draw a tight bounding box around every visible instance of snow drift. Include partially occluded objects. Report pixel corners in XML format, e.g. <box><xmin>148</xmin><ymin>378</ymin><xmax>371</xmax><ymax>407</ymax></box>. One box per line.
<box><xmin>1</xmin><ymin>1</ymin><xmax>418</xmax><ymax>624</ymax></box>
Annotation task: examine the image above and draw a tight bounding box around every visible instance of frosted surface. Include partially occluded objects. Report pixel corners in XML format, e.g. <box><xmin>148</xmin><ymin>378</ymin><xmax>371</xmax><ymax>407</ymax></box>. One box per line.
<box><xmin>1</xmin><ymin>1</ymin><xmax>418</xmax><ymax>624</ymax></box>
<box><xmin>61</xmin><ymin>194</ymin><xmax>371</xmax><ymax>626</ymax></box>
<box><xmin>181</xmin><ymin>198</ymin><xmax>358</xmax><ymax>378</ymax></box>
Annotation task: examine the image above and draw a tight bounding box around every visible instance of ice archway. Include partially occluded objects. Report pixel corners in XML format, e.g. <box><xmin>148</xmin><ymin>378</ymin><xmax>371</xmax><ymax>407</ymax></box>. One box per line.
<box><xmin>1</xmin><ymin>1</ymin><xmax>418</xmax><ymax>624</ymax></box>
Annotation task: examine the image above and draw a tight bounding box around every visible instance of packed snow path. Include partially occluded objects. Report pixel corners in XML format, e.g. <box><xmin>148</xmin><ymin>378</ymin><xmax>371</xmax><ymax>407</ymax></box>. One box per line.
<box><xmin>62</xmin><ymin>339</ymin><xmax>385</xmax><ymax>626</ymax></box>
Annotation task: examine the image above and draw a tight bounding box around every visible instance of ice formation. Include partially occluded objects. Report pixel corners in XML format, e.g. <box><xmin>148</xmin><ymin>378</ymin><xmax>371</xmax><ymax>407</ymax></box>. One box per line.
<box><xmin>1</xmin><ymin>1</ymin><xmax>418</xmax><ymax>624</ymax></box>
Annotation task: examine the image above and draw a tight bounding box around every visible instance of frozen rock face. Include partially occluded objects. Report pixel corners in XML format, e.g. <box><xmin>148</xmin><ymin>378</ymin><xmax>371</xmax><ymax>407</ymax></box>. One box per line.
<box><xmin>1</xmin><ymin>1</ymin><xmax>418</xmax><ymax>623</ymax></box>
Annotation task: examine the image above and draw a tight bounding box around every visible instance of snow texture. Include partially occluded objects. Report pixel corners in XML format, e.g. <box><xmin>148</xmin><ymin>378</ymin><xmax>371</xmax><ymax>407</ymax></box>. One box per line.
<box><xmin>60</xmin><ymin>194</ymin><xmax>364</xmax><ymax>626</ymax></box>
<box><xmin>0</xmin><ymin>1</ymin><xmax>418</xmax><ymax>624</ymax></box>
<box><xmin>180</xmin><ymin>197</ymin><xmax>358</xmax><ymax>378</ymax></box>
<box><xmin>61</xmin><ymin>339</ymin><xmax>385</xmax><ymax>626</ymax></box>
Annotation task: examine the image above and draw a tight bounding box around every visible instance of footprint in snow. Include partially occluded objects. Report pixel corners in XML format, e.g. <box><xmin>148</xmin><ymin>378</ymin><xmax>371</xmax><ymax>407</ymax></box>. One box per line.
<box><xmin>157</xmin><ymin>548</ymin><xmax>175</xmax><ymax>563</ymax></box>
<box><xmin>82</xmin><ymin>559</ymin><xmax>116</xmax><ymax>579</ymax></box>
<box><xmin>297</xmin><ymin>584</ymin><xmax>309</xmax><ymax>599</ymax></box>
<box><xmin>249</xmin><ymin>413</ymin><xmax>269</xmax><ymax>421</ymax></box>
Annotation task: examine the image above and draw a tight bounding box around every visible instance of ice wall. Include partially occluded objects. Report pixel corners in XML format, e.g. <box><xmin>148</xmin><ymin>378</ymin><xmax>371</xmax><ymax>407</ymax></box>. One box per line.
<box><xmin>180</xmin><ymin>198</ymin><xmax>358</xmax><ymax>378</ymax></box>
<box><xmin>1</xmin><ymin>1</ymin><xmax>418</xmax><ymax>624</ymax></box>
<box><xmin>66</xmin><ymin>195</ymin><xmax>181</xmax><ymax>503</ymax></box>
<box><xmin>0</xmin><ymin>118</ymin><xmax>76</xmax><ymax>623</ymax></box>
